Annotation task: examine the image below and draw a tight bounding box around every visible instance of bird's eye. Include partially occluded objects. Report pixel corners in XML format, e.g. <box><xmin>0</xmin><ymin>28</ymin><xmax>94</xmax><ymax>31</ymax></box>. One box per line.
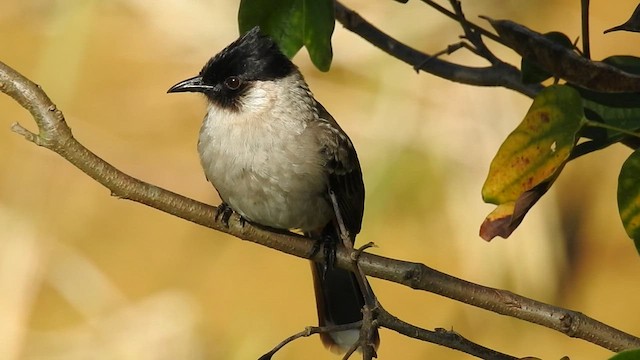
<box><xmin>224</xmin><ymin>76</ymin><xmax>242</xmax><ymax>90</ymax></box>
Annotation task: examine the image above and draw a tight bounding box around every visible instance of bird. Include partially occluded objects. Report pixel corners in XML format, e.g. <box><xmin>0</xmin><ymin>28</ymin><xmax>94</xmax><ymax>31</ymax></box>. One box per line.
<box><xmin>167</xmin><ymin>26</ymin><xmax>378</xmax><ymax>353</ymax></box>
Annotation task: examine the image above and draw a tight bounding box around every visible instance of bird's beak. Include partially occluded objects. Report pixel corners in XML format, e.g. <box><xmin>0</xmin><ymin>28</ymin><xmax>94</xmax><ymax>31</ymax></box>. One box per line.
<box><xmin>167</xmin><ymin>76</ymin><xmax>214</xmax><ymax>93</ymax></box>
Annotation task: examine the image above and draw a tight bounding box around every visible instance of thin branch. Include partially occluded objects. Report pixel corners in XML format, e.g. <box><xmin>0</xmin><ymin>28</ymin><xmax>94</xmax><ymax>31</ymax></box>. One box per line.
<box><xmin>329</xmin><ymin>189</ymin><xmax>378</xmax><ymax>359</ymax></box>
<box><xmin>352</xmin><ymin>242</ymin><xmax>380</xmax><ymax>359</ymax></box>
<box><xmin>412</xmin><ymin>42</ymin><xmax>465</xmax><ymax>71</ymax></box>
<box><xmin>2</xmin><ymin>61</ymin><xmax>639</xmax><ymax>353</ymax></box>
<box><xmin>377</xmin><ymin>307</ymin><xmax>520</xmax><ymax>360</ymax></box>
<box><xmin>581</xmin><ymin>0</ymin><xmax>591</xmax><ymax>59</ymax></box>
<box><xmin>342</xmin><ymin>340</ymin><xmax>360</xmax><ymax>360</ymax></box>
<box><xmin>259</xmin><ymin>323</ymin><xmax>362</xmax><ymax>360</ymax></box>
<box><xmin>448</xmin><ymin>0</ymin><xmax>500</xmax><ymax>64</ymax></box>
<box><xmin>420</xmin><ymin>0</ymin><xmax>504</xmax><ymax>45</ymax></box>
<box><xmin>261</xmin><ymin>310</ymin><xmax>521</xmax><ymax>360</ymax></box>
<box><xmin>334</xmin><ymin>1</ymin><xmax>543</xmax><ymax>98</ymax></box>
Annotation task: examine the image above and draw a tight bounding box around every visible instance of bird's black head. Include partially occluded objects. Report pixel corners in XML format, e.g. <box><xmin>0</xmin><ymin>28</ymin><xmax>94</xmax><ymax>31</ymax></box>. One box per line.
<box><xmin>167</xmin><ymin>26</ymin><xmax>296</xmax><ymax>110</ymax></box>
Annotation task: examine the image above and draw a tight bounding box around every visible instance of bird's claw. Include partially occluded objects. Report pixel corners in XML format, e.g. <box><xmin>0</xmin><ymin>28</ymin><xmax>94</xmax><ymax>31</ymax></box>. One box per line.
<box><xmin>310</xmin><ymin>234</ymin><xmax>337</xmax><ymax>279</ymax></box>
<box><xmin>351</xmin><ymin>242</ymin><xmax>377</xmax><ymax>261</ymax></box>
<box><xmin>215</xmin><ymin>203</ymin><xmax>234</xmax><ymax>227</ymax></box>
<box><xmin>215</xmin><ymin>203</ymin><xmax>249</xmax><ymax>228</ymax></box>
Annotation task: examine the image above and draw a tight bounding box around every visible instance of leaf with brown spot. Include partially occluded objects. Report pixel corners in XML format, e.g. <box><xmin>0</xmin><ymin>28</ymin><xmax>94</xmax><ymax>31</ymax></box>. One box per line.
<box><xmin>480</xmin><ymin>85</ymin><xmax>585</xmax><ymax>241</ymax></box>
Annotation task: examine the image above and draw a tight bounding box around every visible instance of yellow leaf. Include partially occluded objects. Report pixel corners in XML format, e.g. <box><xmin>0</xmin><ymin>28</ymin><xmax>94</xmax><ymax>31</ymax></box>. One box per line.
<box><xmin>480</xmin><ymin>85</ymin><xmax>584</xmax><ymax>240</ymax></box>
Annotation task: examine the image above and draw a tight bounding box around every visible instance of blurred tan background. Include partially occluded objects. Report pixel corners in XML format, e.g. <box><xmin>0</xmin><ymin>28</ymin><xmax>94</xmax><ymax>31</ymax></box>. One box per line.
<box><xmin>2</xmin><ymin>1</ymin><xmax>640</xmax><ymax>359</ymax></box>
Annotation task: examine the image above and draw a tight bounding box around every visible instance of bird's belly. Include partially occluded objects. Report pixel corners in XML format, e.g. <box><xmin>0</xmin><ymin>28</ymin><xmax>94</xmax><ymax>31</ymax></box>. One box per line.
<box><xmin>213</xmin><ymin>164</ymin><xmax>332</xmax><ymax>231</ymax></box>
<box><xmin>199</xmin><ymin>129</ymin><xmax>332</xmax><ymax>231</ymax></box>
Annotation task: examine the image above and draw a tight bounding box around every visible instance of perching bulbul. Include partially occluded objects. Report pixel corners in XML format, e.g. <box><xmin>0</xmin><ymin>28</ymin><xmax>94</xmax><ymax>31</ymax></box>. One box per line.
<box><xmin>167</xmin><ymin>26</ymin><xmax>378</xmax><ymax>352</ymax></box>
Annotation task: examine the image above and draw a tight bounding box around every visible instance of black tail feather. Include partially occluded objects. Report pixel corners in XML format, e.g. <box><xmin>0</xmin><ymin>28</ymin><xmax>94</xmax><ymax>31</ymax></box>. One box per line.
<box><xmin>309</xmin><ymin>226</ymin><xmax>379</xmax><ymax>352</ymax></box>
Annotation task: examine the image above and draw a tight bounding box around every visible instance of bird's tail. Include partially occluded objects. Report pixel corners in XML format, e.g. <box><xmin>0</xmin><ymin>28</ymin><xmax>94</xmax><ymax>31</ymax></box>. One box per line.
<box><xmin>310</xmin><ymin>238</ymin><xmax>380</xmax><ymax>352</ymax></box>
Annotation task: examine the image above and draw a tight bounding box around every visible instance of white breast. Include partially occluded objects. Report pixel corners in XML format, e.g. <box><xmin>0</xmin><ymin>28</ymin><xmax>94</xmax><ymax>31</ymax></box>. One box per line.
<box><xmin>197</xmin><ymin>75</ymin><xmax>332</xmax><ymax>231</ymax></box>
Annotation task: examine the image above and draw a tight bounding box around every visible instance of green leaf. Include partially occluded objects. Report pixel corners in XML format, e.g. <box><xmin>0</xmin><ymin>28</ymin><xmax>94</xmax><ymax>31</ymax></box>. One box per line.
<box><xmin>609</xmin><ymin>348</ymin><xmax>640</xmax><ymax>360</ymax></box>
<box><xmin>571</xmin><ymin>56</ymin><xmax>640</xmax><ymax>141</ymax></box>
<box><xmin>521</xmin><ymin>32</ymin><xmax>573</xmax><ymax>84</ymax></box>
<box><xmin>238</xmin><ymin>0</ymin><xmax>335</xmax><ymax>71</ymax></box>
<box><xmin>618</xmin><ymin>150</ymin><xmax>640</xmax><ymax>254</ymax></box>
<box><xmin>480</xmin><ymin>85</ymin><xmax>585</xmax><ymax>240</ymax></box>
<box><xmin>604</xmin><ymin>55</ymin><xmax>640</xmax><ymax>74</ymax></box>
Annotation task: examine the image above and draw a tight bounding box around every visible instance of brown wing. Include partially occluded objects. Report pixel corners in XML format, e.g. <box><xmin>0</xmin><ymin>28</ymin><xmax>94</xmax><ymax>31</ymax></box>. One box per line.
<box><xmin>314</xmin><ymin>101</ymin><xmax>365</xmax><ymax>239</ymax></box>
<box><xmin>309</xmin><ymin>103</ymin><xmax>374</xmax><ymax>351</ymax></box>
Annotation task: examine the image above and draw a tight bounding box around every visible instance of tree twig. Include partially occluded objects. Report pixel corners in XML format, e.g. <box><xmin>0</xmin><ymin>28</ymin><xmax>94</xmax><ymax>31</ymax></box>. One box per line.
<box><xmin>581</xmin><ymin>0</ymin><xmax>591</xmax><ymax>59</ymax></box>
<box><xmin>351</xmin><ymin>242</ymin><xmax>380</xmax><ymax>359</ymax></box>
<box><xmin>377</xmin><ymin>306</ymin><xmax>520</xmax><ymax>360</ymax></box>
<box><xmin>259</xmin><ymin>323</ymin><xmax>362</xmax><ymax>360</ymax></box>
<box><xmin>419</xmin><ymin>0</ymin><xmax>504</xmax><ymax>45</ymax></box>
<box><xmin>448</xmin><ymin>0</ymin><xmax>499</xmax><ymax>64</ymax></box>
<box><xmin>329</xmin><ymin>190</ymin><xmax>379</xmax><ymax>359</ymax></box>
<box><xmin>2</xmin><ymin>60</ymin><xmax>639</xmax><ymax>354</ymax></box>
<box><xmin>334</xmin><ymin>1</ymin><xmax>543</xmax><ymax>98</ymax></box>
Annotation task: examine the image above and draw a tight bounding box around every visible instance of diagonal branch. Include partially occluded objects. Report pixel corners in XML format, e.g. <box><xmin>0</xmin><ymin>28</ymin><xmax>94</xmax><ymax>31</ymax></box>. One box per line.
<box><xmin>2</xmin><ymin>60</ymin><xmax>639</xmax><ymax>354</ymax></box>
<box><xmin>334</xmin><ymin>1</ymin><xmax>542</xmax><ymax>98</ymax></box>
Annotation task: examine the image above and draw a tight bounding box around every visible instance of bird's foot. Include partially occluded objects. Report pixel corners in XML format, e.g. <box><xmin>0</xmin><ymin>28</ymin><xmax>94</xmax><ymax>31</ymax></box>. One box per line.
<box><xmin>215</xmin><ymin>202</ymin><xmax>234</xmax><ymax>227</ymax></box>
<box><xmin>350</xmin><ymin>242</ymin><xmax>377</xmax><ymax>262</ymax></box>
<box><xmin>215</xmin><ymin>203</ymin><xmax>249</xmax><ymax>228</ymax></box>
<box><xmin>310</xmin><ymin>238</ymin><xmax>321</xmax><ymax>258</ymax></box>
<box><xmin>313</xmin><ymin>233</ymin><xmax>337</xmax><ymax>279</ymax></box>
<box><xmin>238</xmin><ymin>215</ymin><xmax>248</xmax><ymax>227</ymax></box>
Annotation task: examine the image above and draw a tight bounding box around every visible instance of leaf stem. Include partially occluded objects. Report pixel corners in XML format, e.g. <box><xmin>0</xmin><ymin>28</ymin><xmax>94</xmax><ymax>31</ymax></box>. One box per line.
<box><xmin>584</xmin><ymin>119</ymin><xmax>640</xmax><ymax>139</ymax></box>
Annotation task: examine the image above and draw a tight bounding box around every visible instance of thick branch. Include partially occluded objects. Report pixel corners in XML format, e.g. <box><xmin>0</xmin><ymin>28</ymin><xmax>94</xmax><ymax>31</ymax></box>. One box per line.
<box><xmin>363</xmin><ymin>256</ymin><xmax>640</xmax><ymax>352</ymax></box>
<box><xmin>334</xmin><ymin>1</ymin><xmax>543</xmax><ymax>98</ymax></box>
<box><xmin>485</xmin><ymin>17</ymin><xmax>640</xmax><ymax>92</ymax></box>
<box><xmin>2</xmin><ymin>61</ymin><xmax>639</xmax><ymax>354</ymax></box>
